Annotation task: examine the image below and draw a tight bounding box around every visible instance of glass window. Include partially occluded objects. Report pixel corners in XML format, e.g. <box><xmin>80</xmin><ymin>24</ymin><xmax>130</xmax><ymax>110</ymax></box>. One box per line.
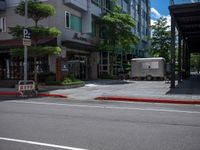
<box><xmin>70</xmin><ymin>15</ymin><xmax>82</xmax><ymax>32</ymax></box>
<box><xmin>92</xmin><ymin>0</ymin><xmax>101</xmax><ymax>6</ymax></box>
<box><xmin>65</xmin><ymin>11</ymin><xmax>82</xmax><ymax>32</ymax></box>
<box><xmin>0</xmin><ymin>17</ymin><xmax>6</xmax><ymax>32</ymax></box>
<box><xmin>65</xmin><ymin>11</ymin><xmax>70</xmax><ymax>28</ymax></box>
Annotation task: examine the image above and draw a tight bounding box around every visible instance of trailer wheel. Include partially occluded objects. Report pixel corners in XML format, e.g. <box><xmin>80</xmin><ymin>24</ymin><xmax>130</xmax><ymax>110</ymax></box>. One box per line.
<box><xmin>146</xmin><ymin>75</ymin><xmax>152</xmax><ymax>81</ymax></box>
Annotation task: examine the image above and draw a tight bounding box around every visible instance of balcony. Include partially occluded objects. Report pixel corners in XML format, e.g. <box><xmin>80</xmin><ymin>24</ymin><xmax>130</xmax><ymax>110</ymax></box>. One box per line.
<box><xmin>0</xmin><ymin>0</ymin><xmax>6</xmax><ymax>11</ymax></box>
<box><xmin>64</xmin><ymin>0</ymin><xmax>88</xmax><ymax>11</ymax></box>
<box><xmin>170</xmin><ymin>0</ymin><xmax>200</xmax><ymax>5</ymax></box>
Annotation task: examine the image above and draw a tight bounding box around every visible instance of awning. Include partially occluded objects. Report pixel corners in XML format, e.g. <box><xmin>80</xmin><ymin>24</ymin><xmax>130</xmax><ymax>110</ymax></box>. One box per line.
<box><xmin>62</xmin><ymin>40</ymin><xmax>97</xmax><ymax>52</ymax></box>
<box><xmin>169</xmin><ymin>2</ymin><xmax>200</xmax><ymax>53</ymax></box>
<box><xmin>0</xmin><ymin>38</ymin><xmax>57</xmax><ymax>50</ymax></box>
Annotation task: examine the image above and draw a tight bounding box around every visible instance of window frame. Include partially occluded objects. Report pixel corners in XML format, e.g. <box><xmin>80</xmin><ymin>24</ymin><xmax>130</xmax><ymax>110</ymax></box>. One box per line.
<box><xmin>65</xmin><ymin>11</ymin><xmax>70</xmax><ymax>29</ymax></box>
<box><xmin>0</xmin><ymin>17</ymin><xmax>6</xmax><ymax>32</ymax></box>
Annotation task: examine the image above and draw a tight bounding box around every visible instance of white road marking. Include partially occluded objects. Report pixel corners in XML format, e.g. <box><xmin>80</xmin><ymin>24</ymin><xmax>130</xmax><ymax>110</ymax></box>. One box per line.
<box><xmin>0</xmin><ymin>137</ymin><xmax>88</xmax><ymax>150</ymax></box>
<box><xmin>6</xmin><ymin>100</ymin><xmax>200</xmax><ymax>114</ymax></box>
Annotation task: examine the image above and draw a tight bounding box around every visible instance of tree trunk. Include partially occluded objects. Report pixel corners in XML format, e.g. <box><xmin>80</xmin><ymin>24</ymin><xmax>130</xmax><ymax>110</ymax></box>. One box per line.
<box><xmin>34</xmin><ymin>56</ymin><xmax>37</xmax><ymax>82</ymax></box>
<box><xmin>110</xmin><ymin>39</ymin><xmax>116</xmax><ymax>77</ymax></box>
<box><xmin>110</xmin><ymin>51</ymin><xmax>114</xmax><ymax>76</ymax></box>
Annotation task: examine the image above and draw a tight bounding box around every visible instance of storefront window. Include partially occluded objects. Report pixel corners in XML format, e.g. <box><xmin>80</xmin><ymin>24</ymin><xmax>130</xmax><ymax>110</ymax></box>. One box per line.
<box><xmin>0</xmin><ymin>53</ymin><xmax>49</xmax><ymax>80</ymax></box>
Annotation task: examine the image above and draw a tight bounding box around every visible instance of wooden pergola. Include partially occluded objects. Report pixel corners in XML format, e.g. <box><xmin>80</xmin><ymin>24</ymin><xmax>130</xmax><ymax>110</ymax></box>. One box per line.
<box><xmin>169</xmin><ymin>2</ymin><xmax>200</xmax><ymax>88</ymax></box>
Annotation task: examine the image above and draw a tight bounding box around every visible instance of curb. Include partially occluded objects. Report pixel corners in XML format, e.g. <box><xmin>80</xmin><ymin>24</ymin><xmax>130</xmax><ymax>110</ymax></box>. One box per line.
<box><xmin>0</xmin><ymin>92</ymin><xmax>67</xmax><ymax>98</ymax></box>
<box><xmin>95</xmin><ymin>96</ymin><xmax>200</xmax><ymax>105</ymax></box>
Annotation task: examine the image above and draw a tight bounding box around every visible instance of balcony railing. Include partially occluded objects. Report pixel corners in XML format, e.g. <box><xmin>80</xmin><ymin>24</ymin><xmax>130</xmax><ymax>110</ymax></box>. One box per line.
<box><xmin>170</xmin><ymin>0</ymin><xmax>200</xmax><ymax>5</ymax></box>
<box><xmin>64</xmin><ymin>0</ymin><xmax>88</xmax><ymax>11</ymax></box>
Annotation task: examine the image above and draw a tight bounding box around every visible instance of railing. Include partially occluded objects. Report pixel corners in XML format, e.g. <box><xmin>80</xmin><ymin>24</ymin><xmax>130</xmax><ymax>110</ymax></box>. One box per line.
<box><xmin>170</xmin><ymin>0</ymin><xmax>200</xmax><ymax>5</ymax></box>
<box><xmin>64</xmin><ymin>0</ymin><xmax>88</xmax><ymax>11</ymax></box>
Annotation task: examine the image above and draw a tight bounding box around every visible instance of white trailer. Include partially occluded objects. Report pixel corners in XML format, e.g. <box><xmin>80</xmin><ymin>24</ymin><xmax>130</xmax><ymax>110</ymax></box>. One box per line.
<box><xmin>131</xmin><ymin>57</ymin><xmax>166</xmax><ymax>80</ymax></box>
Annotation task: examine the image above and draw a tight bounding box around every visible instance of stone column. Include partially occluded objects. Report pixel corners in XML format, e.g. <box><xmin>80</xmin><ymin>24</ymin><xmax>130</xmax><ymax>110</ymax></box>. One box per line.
<box><xmin>170</xmin><ymin>15</ymin><xmax>176</xmax><ymax>88</ymax></box>
<box><xmin>89</xmin><ymin>52</ymin><xmax>99</xmax><ymax>80</ymax></box>
<box><xmin>178</xmin><ymin>33</ymin><xmax>182</xmax><ymax>83</ymax></box>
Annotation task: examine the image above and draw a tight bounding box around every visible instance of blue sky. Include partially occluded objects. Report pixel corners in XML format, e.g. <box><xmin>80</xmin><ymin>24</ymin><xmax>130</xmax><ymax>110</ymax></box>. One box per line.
<box><xmin>151</xmin><ymin>0</ymin><xmax>169</xmax><ymax>16</ymax></box>
<box><xmin>150</xmin><ymin>0</ymin><xmax>171</xmax><ymax>25</ymax></box>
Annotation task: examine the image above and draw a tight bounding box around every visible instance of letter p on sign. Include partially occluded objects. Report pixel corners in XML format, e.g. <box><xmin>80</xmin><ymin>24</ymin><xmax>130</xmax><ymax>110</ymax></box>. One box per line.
<box><xmin>23</xmin><ymin>28</ymin><xmax>31</xmax><ymax>39</ymax></box>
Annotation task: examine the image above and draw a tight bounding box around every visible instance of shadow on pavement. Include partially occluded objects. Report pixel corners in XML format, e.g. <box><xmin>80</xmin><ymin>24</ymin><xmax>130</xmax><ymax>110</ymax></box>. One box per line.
<box><xmin>0</xmin><ymin>95</ymin><xmax>42</xmax><ymax>102</ymax></box>
<box><xmin>166</xmin><ymin>75</ymin><xmax>200</xmax><ymax>95</ymax></box>
<box><xmin>0</xmin><ymin>96</ymin><xmax>28</xmax><ymax>101</ymax></box>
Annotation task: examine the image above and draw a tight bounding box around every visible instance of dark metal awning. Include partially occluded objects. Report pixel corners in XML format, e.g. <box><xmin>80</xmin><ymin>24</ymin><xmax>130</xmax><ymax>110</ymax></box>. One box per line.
<box><xmin>169</xmin><ymin>2</ymin><xmax>200</xmax><ymax>53</ymax></box>
<box><xmin>62</xmin><ymin>40</ymin><xmax>97</xmax><ymax>52</ymax></box>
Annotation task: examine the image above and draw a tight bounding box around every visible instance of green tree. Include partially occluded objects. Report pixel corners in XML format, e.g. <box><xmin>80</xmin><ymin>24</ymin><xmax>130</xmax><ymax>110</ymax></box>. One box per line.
<box><xmin>98</xmin><ymin>2</ymin><xmax>138</xmax><ymax>76</ymax></box>
<box><xmin>191</xmin><ymin>54</ymin><xmax>200</xmax><ymax>73</ymax></box>
<box><xmin>9</xmin><ymin>0</ymin><xmax>61</xmax><ymax>82</ymax></box>
<box><xmin>150</xmin><ymin>17</ymin><xmax>171</xmax><ymax>62</ymax></box>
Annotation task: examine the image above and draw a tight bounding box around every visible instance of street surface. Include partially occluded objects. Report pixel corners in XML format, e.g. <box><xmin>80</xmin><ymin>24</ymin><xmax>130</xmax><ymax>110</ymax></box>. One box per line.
<box><xmin>0</xmin><ymin>97</ymin><xmax>200</xmax><ymax>150</ymax></box>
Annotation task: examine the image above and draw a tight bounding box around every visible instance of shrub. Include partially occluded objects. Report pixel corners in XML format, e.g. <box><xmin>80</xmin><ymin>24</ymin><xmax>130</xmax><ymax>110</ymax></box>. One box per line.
<box><xmin>61</xmin><ymin>75</ymin><xmax>82</xmax><ymax>85</ymax></box>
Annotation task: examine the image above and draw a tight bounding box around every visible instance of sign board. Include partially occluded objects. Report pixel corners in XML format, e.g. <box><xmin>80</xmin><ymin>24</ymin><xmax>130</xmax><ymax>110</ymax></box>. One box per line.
<box><xmin>23</xmin><ymin>28</ymin><xmax>31</xmax><ymax>39</ymax></box>
<box><xmin>23</xmin><ymin>38</ymin><xmax>31</xmax><ymax>46</ymax></box>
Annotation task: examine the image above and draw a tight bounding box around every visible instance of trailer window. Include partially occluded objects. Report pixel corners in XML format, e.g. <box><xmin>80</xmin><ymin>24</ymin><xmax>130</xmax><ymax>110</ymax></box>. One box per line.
<box><xmin>151</xmin><ymin>62</ymin><xmax>159</xmax><ymax>69</ymax></box>
<box><xmin>142</xmin><ymin>62</ymin><xmax>159</xmax><ymax>69</ymax></box>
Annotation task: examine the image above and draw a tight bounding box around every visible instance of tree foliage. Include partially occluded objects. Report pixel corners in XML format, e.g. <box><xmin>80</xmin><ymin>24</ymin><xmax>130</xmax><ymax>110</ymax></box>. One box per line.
<box><xmin>9</xmin><ymin>25</ymin><xmax>61</xmax><ymax>42</ymax></box>
<box><xmin>150</xmin><ymin>17</ymin><xmax>171</xmax><ymax>62</ymax></box>
<box><xmin>98</xmin><ymin>3</ymin><xmax>138</xmax><ymax>75</ymax></box>
<box><xmin>11</xmin><ymin>46</ymin><xmax>61</xmax><ymax>57</ymax></box>
<box><xmin>9</xmin><ymin>0</ymin><xmax>61</xmax><ymax>82</ymax></box>
<box><xmin>191</xmin><ymin>54</ymin><xmax>200</xmax><ymax>73</ymax></box>
<box><xmin>15</xmin><ymin>0</ymin><xmax>55</xmax><ymax>26</ymax></box>
<box><xmin>99</xmin><ymin>6</ymin><xmax>138</xmax><ymax>52</ymax></box>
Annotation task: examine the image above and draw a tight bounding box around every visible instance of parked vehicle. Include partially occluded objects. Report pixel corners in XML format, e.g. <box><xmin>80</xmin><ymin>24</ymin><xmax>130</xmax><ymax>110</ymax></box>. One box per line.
<box><xmin>131</xmin><ymin>57</ymin><xmax>166</xmax><ymax>80</ymax></box>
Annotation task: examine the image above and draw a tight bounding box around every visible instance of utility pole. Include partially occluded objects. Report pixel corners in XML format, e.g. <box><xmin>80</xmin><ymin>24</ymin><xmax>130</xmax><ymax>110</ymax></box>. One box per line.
<box><xmin>24</xmin><ymin>0</ymin><xmax>28</xmax><ymax>81</ymax></box>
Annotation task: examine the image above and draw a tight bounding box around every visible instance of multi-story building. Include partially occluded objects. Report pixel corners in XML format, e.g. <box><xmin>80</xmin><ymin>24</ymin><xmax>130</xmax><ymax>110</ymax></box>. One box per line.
<box><xmin>0</xmin><ymin>0</ymin><xmax>150</xmax><ymax>82</ymax></box>
<box><xmin>131</xmin><ymin>0</ymin><xmax>151</xmax><ymax>57</ymax></box>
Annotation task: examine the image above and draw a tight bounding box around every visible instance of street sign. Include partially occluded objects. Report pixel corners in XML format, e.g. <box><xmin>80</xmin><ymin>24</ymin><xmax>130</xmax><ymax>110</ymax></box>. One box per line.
<box><xmin>23</xmin><ymin>28</ymin><xmax>31</xmax><ymax>39</ymax></box>
<box><xmin>23</xmin><ymin>38</ymin><xmax>31</xmax><ymax>46</ymax></box>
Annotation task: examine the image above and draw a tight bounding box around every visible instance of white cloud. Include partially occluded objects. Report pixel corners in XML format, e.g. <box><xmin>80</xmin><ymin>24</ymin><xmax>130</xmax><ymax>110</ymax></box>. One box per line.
<box><xmin>151</xmin><ymin>19</ymin><xmax>156</xmax><ymax>26</ymax></box>
<box><xmin>165</xmin><ymin>15</ymin><xmax>171</xmax><ymax>27</ymax></box>
<box><xmin>151</xmin><ymin>8</ymin><xmax>161</xmax><ymax>19</ymax></box>
<box><xmin>150</xmin><ymin>8</ymin><xmax>171</xmax><ymax>27</ymax></box>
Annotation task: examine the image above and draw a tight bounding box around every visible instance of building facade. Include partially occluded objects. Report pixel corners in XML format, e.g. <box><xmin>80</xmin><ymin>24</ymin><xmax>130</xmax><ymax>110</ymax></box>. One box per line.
<box><xmin>0</xmin><ymin>0</ymin><xmax>150</xmax><ymax>81</ymax></box>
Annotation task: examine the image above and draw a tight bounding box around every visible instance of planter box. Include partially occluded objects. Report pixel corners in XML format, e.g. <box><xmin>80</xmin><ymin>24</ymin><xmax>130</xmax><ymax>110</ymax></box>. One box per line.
<box><xmin>38</xmin><ymin>82</ymin><xmax>85</xmax><ymax>91</ymax></box>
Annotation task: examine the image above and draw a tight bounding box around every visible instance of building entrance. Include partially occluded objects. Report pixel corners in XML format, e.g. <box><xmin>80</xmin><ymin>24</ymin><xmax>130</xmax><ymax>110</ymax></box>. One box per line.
<box><xmin>67</xmin><ymin>53</ymin><xmax>89</xmax><ymax>80</ymax></box>
<box><xmin>67</xmin><ymin>60</ymin><xmax>86</xmax><ymax>80</ymax></box>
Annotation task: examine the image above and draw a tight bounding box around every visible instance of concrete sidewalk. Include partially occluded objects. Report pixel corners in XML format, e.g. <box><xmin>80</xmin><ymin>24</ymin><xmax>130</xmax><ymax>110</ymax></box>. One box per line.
<box><xmin>0</xmin><ymin>75</ymin><xmax>200</xmax><ymax>104</ymax></box>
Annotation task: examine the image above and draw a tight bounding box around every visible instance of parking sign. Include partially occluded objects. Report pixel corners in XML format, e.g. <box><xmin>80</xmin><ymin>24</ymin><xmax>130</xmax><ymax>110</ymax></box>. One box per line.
<box><xmin>23</xmin><ymin>28</ymin><xmax>31</xmax><ymax>39</ymax></box>
<box><xmin>23</xmin><ymin>28</ymin><xmax>31</xmax><ymax>46</ymax></box>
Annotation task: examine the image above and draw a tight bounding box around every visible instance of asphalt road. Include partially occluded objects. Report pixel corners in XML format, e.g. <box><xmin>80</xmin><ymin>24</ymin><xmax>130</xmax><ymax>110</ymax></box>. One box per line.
<box><xmin>0</xmin><ymin>97</ymin><xmax>200</xmax><ymax>150</ymax></box>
